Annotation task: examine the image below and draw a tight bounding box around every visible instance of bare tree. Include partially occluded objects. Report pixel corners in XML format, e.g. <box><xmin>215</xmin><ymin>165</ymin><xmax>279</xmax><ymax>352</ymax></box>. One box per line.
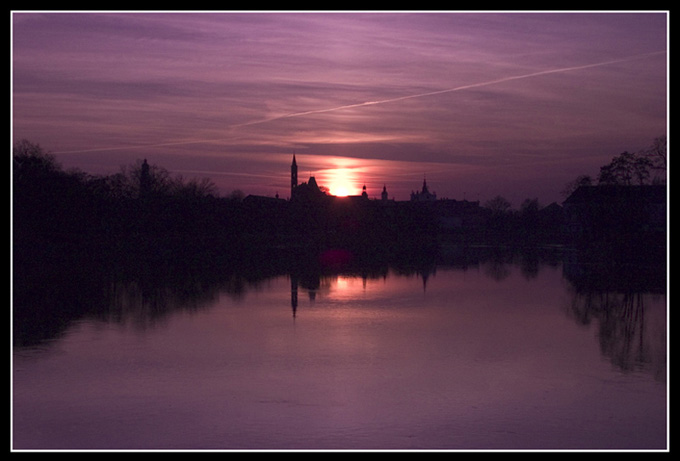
<box><xmin>13</xmin><ymin>139</ymin><xmax>61</xmax><ymax>180</ymax></box>
<box><xmin>642</xmin><ymin>135</ymin><xmax>667</xmax><ymax>184</ymax></box>
<box><xmin>484</xmin><ymin>195</ymin><xmax>512</xmax><ymax>214</ymax></box>
<box><xmin>598</xmin><ymin>151</ymin><xmax>654</xmax><ymax>186</ymax></box>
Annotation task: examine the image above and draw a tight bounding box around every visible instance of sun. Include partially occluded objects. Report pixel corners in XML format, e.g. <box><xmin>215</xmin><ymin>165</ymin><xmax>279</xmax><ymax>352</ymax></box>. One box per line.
<box><xmin>333</xmin><ymin>185</ymin><xmax>350</xmax><ymax>197</ymax></box>
<box><xmin>325</xmin><ymin>168</ymin><xmax>359</xmax><ymax>197</ymax></box>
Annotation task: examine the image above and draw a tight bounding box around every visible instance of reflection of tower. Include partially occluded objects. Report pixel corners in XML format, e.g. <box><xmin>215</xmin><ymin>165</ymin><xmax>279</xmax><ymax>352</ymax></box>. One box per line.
<box><xmin>420</xmin><ymin>265</ymin><xmax>436</xmax><ymax>292</ymax></box>
<box><xmin>362</xmin><ymin>184</ymin><xmax>368</xmax><ymax>198</ymax></box>
<box><xmin>291</xmin><ymin>154</ymin><xmax>298</xmax><ymax>195</ymax></box>
<box><xmin>291</xmin><ymin>275</ymin><xmax>298</xmax><ymax>318</ymax></box>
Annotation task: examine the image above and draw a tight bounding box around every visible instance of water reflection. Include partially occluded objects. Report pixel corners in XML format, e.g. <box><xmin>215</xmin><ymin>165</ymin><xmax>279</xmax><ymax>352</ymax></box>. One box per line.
<box><xmin>12</xmin><ymin>246</ymin><xmax>667</xmax><ymax>450</ymax></box>
<box><xmin>562</xmin><ymin>252</ymin><xmax>666</xmax><ymax>381</ymax></box>
<box><xmin>14</xmin><ymin>245</ymin><xmax>666</xmax><ymax>381</ymax></box>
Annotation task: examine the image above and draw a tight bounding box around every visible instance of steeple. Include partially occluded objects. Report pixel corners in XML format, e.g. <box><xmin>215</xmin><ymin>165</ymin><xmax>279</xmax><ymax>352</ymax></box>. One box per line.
<box><xmin>291</xmin><ymin>154</ymin><xmax>298</xmax><ymax>194</ymax></box>
<box><xmin>410</xmin><ymin>175</ymin><xmax>437</xmax><ymax>202</ymax></box>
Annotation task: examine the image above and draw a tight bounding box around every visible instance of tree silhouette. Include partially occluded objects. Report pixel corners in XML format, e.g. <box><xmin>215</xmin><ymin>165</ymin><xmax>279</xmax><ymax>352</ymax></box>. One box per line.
<box><xmin>484</xmin><ymin>195</ymin><xmax>512</xmax><ymax>215</ymax></box>
<box><xmin>598</xmin><ymin>151</ymin><xmax>653</xmax><ymax>186</ymax></box>
<box><xmin>563</xmin><ymin>136</ymin><xmax>666</xmax><ymax>197</ymax></box>
<box><xmin>643</xmin><ymin>135</ymin><xmax>667</xmax><ymax>184</ymax></box>
<box><xmin>12</xmin><ymin>139</ymin><xmax>61</xmax><ymax>182</ymax></box>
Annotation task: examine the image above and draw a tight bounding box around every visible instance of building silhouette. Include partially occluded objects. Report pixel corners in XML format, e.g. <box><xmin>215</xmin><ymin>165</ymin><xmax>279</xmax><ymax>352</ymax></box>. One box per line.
<box><xmin>381</xmin><ymin>185</ymin><xmax>389</xmax><ymax>201</ymax></box>
<box><xmin>289</xmin><ymin>155</ymin><xmax>370</xmax><ymax>203</ymax></box>
<box><xmin>291</xmin><ymin>154</ymin><xmax>298</xmax><ymax>194</ymax></box>
<box><xmin>562</xmin><ymin>184</ymin><xmax>666</xmax><ymax>244</ymax></box>
<box><xmin>410</xmin><ymin>178</ymin><xmax>437</xmax><ymax>202</ymax></box>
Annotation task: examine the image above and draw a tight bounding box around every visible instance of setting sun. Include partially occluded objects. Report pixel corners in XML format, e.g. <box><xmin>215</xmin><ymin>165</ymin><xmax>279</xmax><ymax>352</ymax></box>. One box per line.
<box><xmin>324</xmin><ymin>167</ymin><xmax>360</xmax><ymax>197</ymax></box>
<box><xmin>333</xmin><ymin>185</ymin><xmax>350</xmax><ymax>197</ymax></box>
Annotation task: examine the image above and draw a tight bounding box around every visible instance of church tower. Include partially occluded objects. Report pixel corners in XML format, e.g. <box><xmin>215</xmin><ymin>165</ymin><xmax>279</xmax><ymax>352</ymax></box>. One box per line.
<box><xmin>291</xmin><ymin>154</ymin><xmax>298</xmax><ymax>195</ymax></box>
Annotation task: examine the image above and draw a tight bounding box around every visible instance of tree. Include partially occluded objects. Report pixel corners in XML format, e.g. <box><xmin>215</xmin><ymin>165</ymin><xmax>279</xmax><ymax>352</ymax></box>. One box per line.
<box><xmin>180</xmin><ymin>177</ymin><xmax>218</xmax><ymax>198</ymax></box>
<box><xmin>13</xmin><ymin>139</ymin><xmax>97</xmax><ymax>240</ymax></box>
<box><xmin>484</xmin><ymin>195</ymin><xmax>512</xmax><ymax>215</ymax></box>
<box><xmin>13</xmin><ymin>139</ymin><xmax>61</xmax><ymax>182</ymax></box>
<box><xmin>598</xmin><ymin>151</ymin><xmax>653</xmax><ymax>186</ymax></box>
<box><xmin>563</xmin><ymin>136</ymin><xmax>666</xmax><ymax>197</ymax></box>
<box><xmin>123</xmin><ymin>159</ymin><xmax>174</xmax><ymax>198</ymax></box>
<box><xmin>642</xmin><ymin>135</ymin><xmax>667</xmax><ymax>184</ymax></box>
<box><xmin>518</xmin><ymin>198</ymin><xmax>541</xmax><ymax>237</ymax></box>
<box><xmin>646</xmin><ymin>135</ymin><xmax>667</xmax><ymax>169</ymax></box>
<box><xmin>228</xmin><ymin>189</ymin><xmax>245</xmax><ymax>202</ymax></box>
<box><xmin>520</xmin><ymin>197</ymin><xmax>540</xmax><ymax>214</ymax></box>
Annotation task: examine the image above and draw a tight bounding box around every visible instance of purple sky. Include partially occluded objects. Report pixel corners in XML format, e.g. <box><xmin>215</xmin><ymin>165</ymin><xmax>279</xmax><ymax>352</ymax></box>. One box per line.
<box><xmin>11</xmin><ymin>11</ymin><xmax>667</xmax><ymax>205</ymax></box>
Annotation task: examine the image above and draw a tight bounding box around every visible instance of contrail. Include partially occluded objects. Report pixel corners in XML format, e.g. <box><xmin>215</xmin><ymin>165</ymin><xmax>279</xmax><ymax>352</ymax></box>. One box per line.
<box><xmin>240</xmin><ymin>50</ymin><xmax>666</xmax><ymax>125</ymax></box>
<box><xmin>53</xmin><ymin>50</ymin><xmax>665</xmax><ymax>154</ymax></box>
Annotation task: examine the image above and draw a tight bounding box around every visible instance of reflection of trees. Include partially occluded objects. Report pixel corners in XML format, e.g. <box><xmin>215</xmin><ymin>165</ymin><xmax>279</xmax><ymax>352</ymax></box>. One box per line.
<box><xmin>563</xmin><ymin>258</ymin><xmax>666</xmax><ymax>381</ymax></box>
<box><xmin>13</xmin><ymin>243</ymin><xmax>426</xmax><ymax>344</ymax></box>
<box><xmin>475</xmin><ymin>246</ymin><xmax>560</xmax><ymax>282</ymax></box>
<box><xmin>568</xmin><ymin>290</ymin><xmax>666</xmax><ymax>381</ymax></box>
<box><xmin>483</xmin><ymin>260</ymin><xmax>512</xmax><ymax>282</ymax></box>
<box><xmin>598</xmin><ymin>293</ymin><xmax>664</xmax><ymax>379</ymax></box>
<box><xmin>12</xmin><ymin>256</ymin><xmax>251</xmax><ymax>346</ymax></box>
<box><xmin>99</xmin><ymin>273</ymin><xmax>223</xmax><ymax>331</ymax></box>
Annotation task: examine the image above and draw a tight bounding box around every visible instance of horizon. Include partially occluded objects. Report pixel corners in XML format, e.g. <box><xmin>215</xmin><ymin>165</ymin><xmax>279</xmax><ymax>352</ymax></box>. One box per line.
<box><xmin>11</xmin><ymin>11</ymin><xmax>667</xmax><ymax>206</ymax></box>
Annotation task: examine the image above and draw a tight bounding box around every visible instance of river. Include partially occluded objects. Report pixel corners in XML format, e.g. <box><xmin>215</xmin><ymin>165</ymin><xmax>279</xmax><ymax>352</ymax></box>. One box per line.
<box><xmin>12</xmin><ymin>248</ymin><xmax>667</xmax><ymax>451</ymax></box>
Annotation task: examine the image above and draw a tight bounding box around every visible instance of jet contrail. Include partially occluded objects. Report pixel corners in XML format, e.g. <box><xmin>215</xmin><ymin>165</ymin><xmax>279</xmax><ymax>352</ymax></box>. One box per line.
<box><xmin>239</xmin><ymin>50</ymin><xmax>666</xmax><ymax>125</ymax></box>
<box><xmin>53</xmin><ymin>50</ymin><xmax>665</xmax><ymax>154</ymax></box>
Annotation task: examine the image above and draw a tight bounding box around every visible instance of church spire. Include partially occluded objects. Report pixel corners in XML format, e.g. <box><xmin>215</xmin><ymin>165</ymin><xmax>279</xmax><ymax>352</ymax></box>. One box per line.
<box><xmin>291</xmin><ymin>154</ymin><xmax>298</xmax><ymax>194</ymax></box>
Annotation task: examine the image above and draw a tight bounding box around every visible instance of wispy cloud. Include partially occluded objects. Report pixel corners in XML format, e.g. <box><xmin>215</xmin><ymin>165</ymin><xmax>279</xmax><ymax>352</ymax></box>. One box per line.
<box><xmin>12</xmin><ymin>12</ymin><xmax>667</xmax><ymax>203</ymax></box>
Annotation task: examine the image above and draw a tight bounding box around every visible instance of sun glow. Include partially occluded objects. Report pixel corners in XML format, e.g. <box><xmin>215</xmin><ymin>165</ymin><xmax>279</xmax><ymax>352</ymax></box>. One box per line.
<box><xmin>333</xmin><ymin>185</ymin><xmax>350</xmax><ymax>197</ymax></box>
<box><xmin>324</xmin><ymin>167</ymin><xmax>361</xmax><ymax>197</ymax></box>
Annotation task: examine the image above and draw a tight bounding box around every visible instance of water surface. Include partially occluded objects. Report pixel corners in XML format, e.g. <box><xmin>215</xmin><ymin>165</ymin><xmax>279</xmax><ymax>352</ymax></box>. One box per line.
<box><xmin>12</xmin><ymin>253</ymin><xmax>667</xmax><ymax>450</ymax></box>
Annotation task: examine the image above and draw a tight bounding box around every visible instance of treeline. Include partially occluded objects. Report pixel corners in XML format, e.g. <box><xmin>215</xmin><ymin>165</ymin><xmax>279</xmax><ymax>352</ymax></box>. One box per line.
<box><xmin>13</xmin><ymin>141</ymin><xmax>237</xmax><ymax>270</ymax></box>
<box><xmin>477</xmin><ymin>136</ymin><xmax>667</xmax><ymax>246</ymax></box>
<box><xmin>13</xmin><ymin>136</ymin><xmax>667</xmax><ymax>270</ymax></box>
<box><xmin>12</xmin><ymin>140</ymin><xmax>440</xmax><ymax>275</ymax></box>
<box><xmin>471</xmin><ymin>196</ymin><xmax>565</xmax><ymax>245</ymax></box>
<box><xmin>562</xmin><ymin>135</ymin><xmax>667</xmax><ymax>194</ymax></box>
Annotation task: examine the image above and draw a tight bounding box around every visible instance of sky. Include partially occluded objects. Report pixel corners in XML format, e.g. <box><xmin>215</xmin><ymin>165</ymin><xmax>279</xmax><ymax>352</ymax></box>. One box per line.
<box><xmin>11</xmin><ymin>11</ymin><xmax>667</xmax><ymax>206</ymax></box>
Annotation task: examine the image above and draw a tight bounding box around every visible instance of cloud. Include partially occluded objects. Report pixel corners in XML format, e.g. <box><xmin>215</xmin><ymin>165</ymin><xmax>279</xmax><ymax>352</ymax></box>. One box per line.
<box><xmin>12</xmin><ymin>12</ymin><xmax>667</xmax><ymax>204</ymax></box>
